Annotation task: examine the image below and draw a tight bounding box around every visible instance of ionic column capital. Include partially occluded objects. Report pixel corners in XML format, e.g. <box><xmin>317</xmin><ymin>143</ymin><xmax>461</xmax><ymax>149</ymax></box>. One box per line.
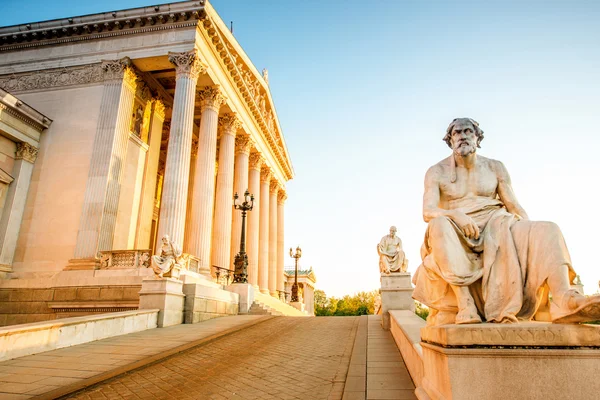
<box><xmin>168</xmin><ymin>50</ymin><xmax>207</xmax><ymax>80</ymax></box>
<box><xmin>260</xmin><ymin>165</ymin><xmax>272</xmax><ymax>183</ymax></box>
<box><xmin>101</xmin><ymin>57</ymin><xmax>138</xmax><ymax>89</ymax></box>
<box><xmin>198</xmin><ymin>85</ymin><xmax>227</xmax><ymax>113</ymax></box>
<box><xmin>277</xmin><ymin>190</ymin><xmax>287</xmax><ymax>205</ymax></box>
<box><xmin>218</xmin><ymin>113</ymin><xmax>242</xmax><ymax>137</ymax></box>
<box><xmin>234</xmin><ymin>134</ymin><xmax>253</xmax><ymax>156</ymax></box>
<box><xmin>15</xmin><ymin>142</ymin><xmax>38</xmax><ymax>163</ymax></box>
<box><xmin>249</xmin><ymin>152</ymin><xmax>264</xmax><ymax>171</ymax></box>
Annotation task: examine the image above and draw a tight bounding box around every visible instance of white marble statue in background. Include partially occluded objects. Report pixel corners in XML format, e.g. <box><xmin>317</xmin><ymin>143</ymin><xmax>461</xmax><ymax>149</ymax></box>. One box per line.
<box><xmin>413</xmin><ymin>117</ymin><xmax>600</xmax><ymax>326</ymax></box>
<box><xmin>151</xmin><ymin>234</ymin><xmax>184</xmax><ymax>278</ymax></box>
<box><xmin>378</xmin><ymin>226</ymin><xmax>408</xmax><ymax>274</ymax></box>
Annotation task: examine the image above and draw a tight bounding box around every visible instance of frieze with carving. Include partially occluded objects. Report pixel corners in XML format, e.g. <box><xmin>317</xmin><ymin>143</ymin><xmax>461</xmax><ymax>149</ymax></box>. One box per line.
<box><xmin>0</xmin><ymin>64</ymin><xmax>104</xmax><ymax>93</ymax></box>
<box><xmin>15</xmin><ymin>142</ymin><xmax>38</xmax><ymax>163</ymax></box>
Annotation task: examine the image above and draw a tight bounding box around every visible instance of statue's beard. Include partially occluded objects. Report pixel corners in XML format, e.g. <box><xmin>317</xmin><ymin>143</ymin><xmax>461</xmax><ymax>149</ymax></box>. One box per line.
<box><xmin>453</xmin><ymin>141</ymin><xmax>476</xmax><ymax>157</ymax></box>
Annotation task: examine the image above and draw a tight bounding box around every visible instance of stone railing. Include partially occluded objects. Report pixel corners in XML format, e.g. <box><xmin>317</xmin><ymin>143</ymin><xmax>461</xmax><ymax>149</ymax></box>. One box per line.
<box><xmin>99</xmin><ymin>249</ymin><xmax>151</xmax><ymax>269</ymax></box>
<box><xmin>182</xmin><ymin>254</ymin><xmax>201</xmax><ymax>274</ymax></box>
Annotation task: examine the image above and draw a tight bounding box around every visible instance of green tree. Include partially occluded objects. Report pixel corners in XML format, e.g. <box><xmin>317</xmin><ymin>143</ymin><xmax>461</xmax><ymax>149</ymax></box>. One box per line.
<box><xmin>315</xmin><ymin>290</ymin><xmax>379</xmax><ymax>316</ymax></box>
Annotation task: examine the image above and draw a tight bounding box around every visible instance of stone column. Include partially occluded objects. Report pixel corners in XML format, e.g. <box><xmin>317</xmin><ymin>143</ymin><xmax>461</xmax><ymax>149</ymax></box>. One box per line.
<box><xmin>247</xmin><ymin>152</ymin><xmax>263</xmax><ymax>288</ymax></box>
<box><xmin>156</xmin><ymin>50</ymin><xmax>206</xmax><ymax>250</ymax></box>
<box><xmin>71</xmin><ymin>58</ymin><xmax>138</xmax><ymax>266</ymax></box>
<box><xmin>277</xmin><ymin>190</ymin><xmax>287</xmax><ymax>299</ymax></box>
<box><xmin>210</xmin><ymin>114</ymin><xmax>241</xmax><ymax>270</ymax></box>
<box><xmin>135</xmin><ymin>100</ymin><xmax>166</xmax><ymax>249</ymax></box>
<box><xmin>258</xmin><ymin>165</ymin><xmax>271</xmax><ymax>294</ymax></box>
<box><xmin>230</xmin><ymin>134</ymin><xmax>252</xmax><ymax>269</ymax></box>
<box><xmin>0</xmin><ymin>143</ymin><xmax>38</xmax><ymax>270</ymax></box>
<box><xmin>183</xmin><ymin>138</ymin><xmax>198</xmax><ymax>253</ymax></box>
<box><xmin>268</xmin><ymin>180</ymin><xmax>279</xmax><ymax>297</ymax></box>
<box><xmin>188</xmin><ymin>86</ymin><xmax>226</xmax><ymax>275</ymax></box>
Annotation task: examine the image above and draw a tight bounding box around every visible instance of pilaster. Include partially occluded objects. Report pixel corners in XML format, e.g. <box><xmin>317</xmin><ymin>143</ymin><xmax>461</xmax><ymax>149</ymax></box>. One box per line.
<box><xmin>70</xmin><ymin>57</ymin><xmax>139</xmax><ymax>268</ymax></box>
<box><xmin>0</xmin><ymin>143</ymin><xmax>38</xmax><ymax>272</ymax></box>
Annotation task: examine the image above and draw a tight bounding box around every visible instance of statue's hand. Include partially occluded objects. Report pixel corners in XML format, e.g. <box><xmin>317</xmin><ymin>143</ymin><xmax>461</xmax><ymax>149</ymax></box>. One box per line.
<box><xmin>451</xmin><ymin>211</ymin><xmax>480</xmax><ymax>239</ymax></box>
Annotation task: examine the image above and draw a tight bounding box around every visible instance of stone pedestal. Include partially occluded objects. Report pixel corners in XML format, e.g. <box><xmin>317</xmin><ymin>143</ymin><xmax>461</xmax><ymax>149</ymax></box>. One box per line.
<box><xmin>183</xmin><ymin>280</ymin><xmax>239</xmax><ymax>323</ymax></box>
<box><xmin>138</xmin><ymin>278</ymin><xmax>184</xmax><ymax>327</ymax></box>
<box><xmin>225</xmin><ymin>283</ymin><xmax>254</xmax><ymax>314</ymax></box>
<box><xmin>290</xmin><ymin>301</ymin><xmax>305</xmax><ymax>312</ymax></box>
<box><xmin>380</xmin><ymin>272</ymin><xmax>414</xmax><ymax>330</ymax></box>
<box><xmin>416</xmin><ymin>322</ymin><xmax>600</xmax><ymax>400</ymax></box>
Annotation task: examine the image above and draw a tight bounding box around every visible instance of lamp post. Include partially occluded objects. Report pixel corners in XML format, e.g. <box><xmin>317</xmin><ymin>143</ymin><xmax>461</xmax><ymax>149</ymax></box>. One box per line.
<box><xmin>289</xmin><ymin>246</ymin><xmax>302</xmax><ymax>302</ymax></box>
<box><xmin>233</xmin><ymin>189</ymin><xmax>254</xmax><ymax>283</ymax></box>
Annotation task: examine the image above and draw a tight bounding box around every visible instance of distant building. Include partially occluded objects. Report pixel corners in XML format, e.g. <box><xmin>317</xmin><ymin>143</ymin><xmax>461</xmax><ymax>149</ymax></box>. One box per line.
<box><xmin>284</xmin><ymin>266</ymin><xmax>317</xmax><ymax>315</ymax></box>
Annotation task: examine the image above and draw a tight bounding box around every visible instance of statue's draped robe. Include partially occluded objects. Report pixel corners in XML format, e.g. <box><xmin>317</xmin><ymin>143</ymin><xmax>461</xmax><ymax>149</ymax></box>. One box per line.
<box><xmin>378</xmin><ymin>235</ymin><xmax>405</xmax><ymax>273</ymax></box>
<box><xmin>412</xmin><ymin>196</ymin><xmax>575</xmax><ymax>322</ymax></box>
<box><xmin>152</xmin><ymin>241</ymin><xmax>183</xmax><ymax>276</ymax></box>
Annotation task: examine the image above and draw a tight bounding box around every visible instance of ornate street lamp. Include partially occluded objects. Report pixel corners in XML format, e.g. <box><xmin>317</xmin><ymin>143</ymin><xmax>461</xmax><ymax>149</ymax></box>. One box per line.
<box><xmin>289</xmin><ymin>246</ymin><xmax>302</xmax><ymax>302</ymax></box>
<box><xmin>232</xmin><ymin>189</ymin><xmax>254</xmax><ymax>283</ymax></box>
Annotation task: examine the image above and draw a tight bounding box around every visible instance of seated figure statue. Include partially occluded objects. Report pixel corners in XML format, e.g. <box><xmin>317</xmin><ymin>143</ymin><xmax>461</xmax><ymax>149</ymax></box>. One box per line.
<box><xmin>378</xmin><ymin>226</ymin><xmax>408</xmax><ymax>274</ymax></box>
<box><xmin>412</xmin><ymin>118</ymin><xmax>600</xmax><ymax>325</ymax></box>
<box><xmin>151</xmin><ymin>234</ymin><xmax>184</xmax><ymax>278</ymax></box>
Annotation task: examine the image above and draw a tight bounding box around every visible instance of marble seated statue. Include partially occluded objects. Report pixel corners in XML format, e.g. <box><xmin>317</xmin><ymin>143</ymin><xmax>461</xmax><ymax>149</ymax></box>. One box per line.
<box><xmin>151</xmin><ymin>234</ymin><xmax>184</xmax><ymax>278</ymax></box>
<box><xmin>378</xmin><ymin>226</ymin><xmax>408</xmax><ymax>274</ymax></box>
<box><xmin>412</xmin><ymin>118</ymin><xmax>600</xmax><ymax>326</ymax></box>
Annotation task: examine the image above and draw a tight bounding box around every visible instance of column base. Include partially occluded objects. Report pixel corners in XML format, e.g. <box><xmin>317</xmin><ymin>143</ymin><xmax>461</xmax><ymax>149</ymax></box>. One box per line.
<box><xmin>0</xmin><ymin>264</ymin><xmax>12</xmax><ymax>278</ymax></box>
<box><xmin>139</xmin><ymin>277</ymin><xmax>184</xmax><ymax>327</ymax></box>
<box><xmin>64</xmin><ymin>258</ymin><xmax>100</xmax><ymax>271</ymax></box>
<box><xmin>270</xmin><ymin>291</ymin><xmax>279</xmax><ymax>299</ymax></box>
<box><xmin>380</xmin><ymin>272</ymin><xmax>414</xmax><ymax>330</ymax></box>
<box><xmin>259</xmin><ymin>288</ymin><xmax>270</xmax><ymax>295</ymax></box>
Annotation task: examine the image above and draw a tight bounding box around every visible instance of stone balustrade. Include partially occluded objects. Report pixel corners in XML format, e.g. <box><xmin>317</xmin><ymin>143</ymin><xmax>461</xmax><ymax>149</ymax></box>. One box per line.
<box><xmin>99</xmin><ymin>249</ymin><xmax>151</xmax><ymax>269</ymax></box>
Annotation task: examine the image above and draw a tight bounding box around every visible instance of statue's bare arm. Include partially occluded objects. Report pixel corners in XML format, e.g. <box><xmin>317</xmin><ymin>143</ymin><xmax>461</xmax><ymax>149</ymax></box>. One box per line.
<box><xmin>423</xmin><ymin>165</ymin><xmax>480</xmax><ymax>239</ymax></box>
<box><xmin>494</xmin><ymin>160</ymin><xmax>529</xmax><ymax>220</ymax></box>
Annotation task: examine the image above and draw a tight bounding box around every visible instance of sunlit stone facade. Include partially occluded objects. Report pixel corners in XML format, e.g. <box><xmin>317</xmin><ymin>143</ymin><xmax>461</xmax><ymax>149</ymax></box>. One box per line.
<box><xmin>0</xmin><ymin>0</ymin><xmax>293</xmax><ymax>325</ymax></box>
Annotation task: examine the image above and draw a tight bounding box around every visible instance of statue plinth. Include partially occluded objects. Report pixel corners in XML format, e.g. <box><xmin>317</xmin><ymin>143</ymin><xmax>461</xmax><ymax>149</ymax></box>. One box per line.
<box><xmin>138</xmin><ymin>277</ymin><xmax>184</xmax><ymax>327</ymax></box>
<box><xmin>380</xmin><ymin>272</ymin><xmax>414</xmax><ymax>330</ymax></box>
<box><xmin>417</xmin><ymin>322</ymin><xmax>600</xmax><ymax>400</ymax></box>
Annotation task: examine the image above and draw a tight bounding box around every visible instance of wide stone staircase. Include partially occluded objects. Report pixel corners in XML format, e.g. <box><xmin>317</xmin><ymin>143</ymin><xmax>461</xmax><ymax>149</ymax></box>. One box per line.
<box><xmin>246</xmin><ymin>291</ymin><xmax>308</xmax><ymax>316</ymax></box>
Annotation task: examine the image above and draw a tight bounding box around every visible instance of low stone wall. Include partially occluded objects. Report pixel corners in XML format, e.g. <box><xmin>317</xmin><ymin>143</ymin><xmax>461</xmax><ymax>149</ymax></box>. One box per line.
<box><xmin>0</xmin><ymin>285</ymin><xmax>142</xmax><ymax>326</ymax></box>
<box><xmin>389</xmin><ymin>310</ymin><xmax>425</xmax><ymax>388</ymax></box>
<box><xmin>0</xmin><ymin>309</ymin><xmax>158</xmax><ymax>362</ymax></box>
<box><xmin>183</xmin><ymin>282</ymin><xmax>239</xmax><ymax>324</ymax></box>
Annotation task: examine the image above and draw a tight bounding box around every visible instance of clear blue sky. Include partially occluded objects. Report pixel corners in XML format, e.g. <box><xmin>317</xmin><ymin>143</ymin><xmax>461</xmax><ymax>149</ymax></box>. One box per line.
<box><xmin>2</xmin><ymin>1</ymin><xmax>600</xmax><ymax>297</ymax></box>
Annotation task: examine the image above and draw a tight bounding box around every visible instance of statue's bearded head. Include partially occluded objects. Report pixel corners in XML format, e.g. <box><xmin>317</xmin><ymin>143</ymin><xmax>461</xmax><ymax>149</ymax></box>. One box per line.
<box><xmin>443</xmin><ymin>118</ymin><xmax>484</xmax><ymax>157</ymax></box>
<box><xmin>389</xmin><ymin>226</ymin><xmax>397</xmax><ymax>237</ymax></box>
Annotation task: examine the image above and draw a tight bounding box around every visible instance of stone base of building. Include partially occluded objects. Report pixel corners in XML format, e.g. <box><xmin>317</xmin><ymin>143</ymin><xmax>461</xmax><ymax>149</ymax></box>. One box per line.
<box><xmin>183</xmin><ymin>277</ymin><xmax>239</xmax><ymax>324</ymax></box>
<box><xmin>380</xmin><ymin>272</ymin><xmax>414</xmax><ymax>330</ymax></box>
<box><xmin>417</xmin><ymin>322</ymin><xmax>600</xmax><ymax>400</ymax></box>
<box><xmin>225</xmin><ymin>283</ymin><xmax>254</xmax><ymax>314</ymax></box>
<box><xmin>138</xmin><ymin>277</ymin><xmax>184</xmax><ymax>327</ymax></box>
<box><xmin>0</xmin><ymin>269</ymin><xmax>151</xmax><ymax>326</ymax></box>
<box><xmin>64</xmin><ymin>258</ymin><xmax>100</xmax><ymax>271</ymax></box>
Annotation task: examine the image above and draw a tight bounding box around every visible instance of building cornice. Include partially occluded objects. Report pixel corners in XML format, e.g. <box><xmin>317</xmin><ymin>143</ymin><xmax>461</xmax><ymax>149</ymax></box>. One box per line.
<box><xmin>200</xmin><ymin>4</ymin><xmax>294</xmax><ymax>181</ymax></box>
<box><xmin>0</xmin><ymin>1</ymin><xmax>206</xmax><ymax>52</ymax></box>
<box><xmin>0</xmin><ymin>87</ymin><xmax>51</xmax><ymax>132</ymax></box>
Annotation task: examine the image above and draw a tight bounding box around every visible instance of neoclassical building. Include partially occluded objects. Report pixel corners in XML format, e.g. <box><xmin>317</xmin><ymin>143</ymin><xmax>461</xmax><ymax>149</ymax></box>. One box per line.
<box><xmin>0</xmin><ymin>0</ymin><xmax>294</xmax><ymax>324</ymax></box>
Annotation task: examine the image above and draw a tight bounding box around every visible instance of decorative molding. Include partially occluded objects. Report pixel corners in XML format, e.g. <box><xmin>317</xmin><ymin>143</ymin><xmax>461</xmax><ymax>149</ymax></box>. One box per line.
<box><xmin>15</xmin><ymin>142</ymin><xmax>38</xmax><ymax>163</ymax></box>
<box><xmin>199</xmin><ymin>16</ymin><xmax>293</xmax><ymax>180</ymax></box>
<box><xmin>168</xmin><ymin>50</ymin><xmax>207</xmax><ymax>80</ymax></box>
<box><xmin>0</xmin><ymin>102</ymin><xmax>46</xmax><ymax>132</ymax></box>
<box><xmin>234</xmin><ymin>134</ymin><xmax>252</xmax><ymax>155</ymax></box>
<box><xmin>269</xmin><ymin>179</ymin><xmax>280</xmax><ymax>194</ymax></box>
<box><xmin>0</xmin><ymin>2</ymin><xmax>206</xmax><ymax>52</ymax></box>
<box><xmin>248</xmin><ymin>151</ymin><xmax>264</xmax><ymax>171</ymax></box>
<box><xmin>0</xmin><ymin>64</ymin><xmax>104</xmax><ymax>93</ymax></box>
<box><xmin>218</xmin><ymin>113</ymin><xmax>242</xmax><ymax>136</ymax></box>
<box><xmin>260</xmin><ymin>165</ymin><xmax>271</xmax><ymax>183</ymax></box>
<box><xmin>152</xmin><ymin>99</ymin><xmax>166</xmax><ymax>120</ymax></box>
<box><xmin>191</xmin><ymin>137</ymin><xmax>199</xmax><ymax>155</ymax></box>
<box><xmin>197</xmin><ymin>85</ymin><xmax>226</xmax><ymax>113</ymax></box>
<box><xmin>277</xmin><ymin>190</ymin><xmax>287</xmax><ymax>205</ymax></box>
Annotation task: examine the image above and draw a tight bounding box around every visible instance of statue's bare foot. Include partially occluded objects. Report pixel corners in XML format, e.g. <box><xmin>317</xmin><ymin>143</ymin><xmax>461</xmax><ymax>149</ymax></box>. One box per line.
<box><xmin>455</xmin><ymin>305</ymin><xmax>482</xmax><ymax>324</ymax></box>
<box><xmin>552</xmin><ymin>291</ymin><xmax>600</xmax><ymax>324</ymax></box>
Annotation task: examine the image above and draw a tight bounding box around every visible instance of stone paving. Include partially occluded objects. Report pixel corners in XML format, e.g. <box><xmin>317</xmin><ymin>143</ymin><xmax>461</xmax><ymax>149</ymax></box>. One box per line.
<box><xmin>0</xmin><ymin>315</ymin><xmax>268</xmax><ymax>399</ymax></box>
<box><xmin>0</xmin><ymin>314</ymin><xmax>416</xmax><ymax>400</ymax></box>
<box><xmin>66</xmin><ymin>316</ymin><xmax>359</xmax><ymax>400</ymax></box>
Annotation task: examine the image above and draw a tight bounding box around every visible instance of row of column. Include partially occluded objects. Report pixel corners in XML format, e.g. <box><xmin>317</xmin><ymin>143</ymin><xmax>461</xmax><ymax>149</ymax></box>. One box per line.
<box><xmin>71</xmin><ymin>50</ymin><xmax>287</xmax><ymax>297</ymax></box>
